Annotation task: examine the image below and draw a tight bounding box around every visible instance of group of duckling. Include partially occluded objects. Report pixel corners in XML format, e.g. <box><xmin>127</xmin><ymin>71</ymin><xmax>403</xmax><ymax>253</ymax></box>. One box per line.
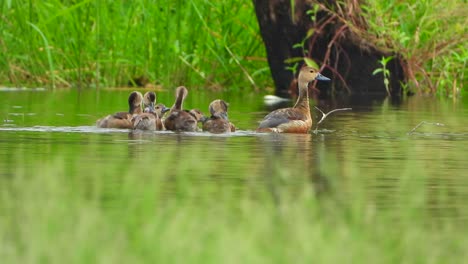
<box><xmin>96</xmin><ymin>86</ymin><xmax>235</xmax><ymax>133</ymax></box>
<box><xmin>96</xmin><ymin>66</ymin><xmax>330</xmax><ymax>134</ymax></box>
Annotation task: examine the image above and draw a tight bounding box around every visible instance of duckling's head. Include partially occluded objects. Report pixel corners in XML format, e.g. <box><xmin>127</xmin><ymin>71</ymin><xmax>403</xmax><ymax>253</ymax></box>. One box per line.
<box><xmin>128</xmin><ymin>91</ymin><xmax>144</xmax><ymax>113</ymax></box>
<box><xmin>209</xmin><ymin>99</ymin><xmax>229</xmax><ymax>116</ymax></box>
<box><xmin>298</xmin><ymin>66</ymin><xmax>330</xmax><ymax>85</ymax></box>
<box><xmin>175</xmin><ymin>86</ymin><xmax>188</xmax><ymax>99</ymax></box>
<box><xmin>171</xmin><ymin>86</ymin><xmax>189</xmax><ymax>110</ymax></box>
<box><xmin>189</xmin><ymin>109</ymin><xmax>206</xmax><ymax>122</ymax></box>
<box><xmin>143</xmin><ymin>91</ymin><xmax>156</xmax><ymax>112</ymax></box>
<box><xmin>154</xmin><ymin>103</ymin><xmax>170</xmax><ymax>117</ymax></box>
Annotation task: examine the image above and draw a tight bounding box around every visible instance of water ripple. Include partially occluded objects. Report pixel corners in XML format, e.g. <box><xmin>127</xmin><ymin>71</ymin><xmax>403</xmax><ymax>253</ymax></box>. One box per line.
<box><xmin>0</xmin><ymin>125</ymin><xmax>260</xmax><ymax>136</ymax></box>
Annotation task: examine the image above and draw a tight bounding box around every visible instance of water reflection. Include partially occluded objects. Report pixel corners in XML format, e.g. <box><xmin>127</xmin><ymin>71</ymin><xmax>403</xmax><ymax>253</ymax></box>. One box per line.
<box><xmin>255</xmin><ymin>133</ymin><xmax>317</xmax><ymax>205</ymax></box>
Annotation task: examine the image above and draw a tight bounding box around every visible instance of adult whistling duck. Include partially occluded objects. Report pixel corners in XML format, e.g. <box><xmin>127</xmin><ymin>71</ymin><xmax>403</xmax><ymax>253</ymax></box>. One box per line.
<box><xmin>132</xmin><ymin>92</ymin><xmax>170</xmax><ymax>131</ymax></box>
<box><xmin>202</xmin><ymin>99</ymin><xmax>236</xmax><ymax>133</ymax></box>
<box><xmin>96</xmin><ymin>91</ymin><xmax>143</xmax><ymax>129</ymax></box>
<box><xmin>256</xmin><ymin>66</ymin><xmax>330</xmax><ymax>133</ymax></box>
<box><xmin>164</xmin><ymin>86</ymin><xmax>203</xmax><ymax>132</ymax></box>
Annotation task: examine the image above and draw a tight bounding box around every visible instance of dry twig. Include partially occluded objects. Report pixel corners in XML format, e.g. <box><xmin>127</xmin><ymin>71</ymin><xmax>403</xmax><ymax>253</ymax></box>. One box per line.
<box><xmin>313</xmin><ymin>106</ymin><xmax>352</xmax><ymax>134</ymax></box>
<box><xmin>408</xmin><ymin>121</ymin><xmax>445</xmax><ymax>135</ymax></box>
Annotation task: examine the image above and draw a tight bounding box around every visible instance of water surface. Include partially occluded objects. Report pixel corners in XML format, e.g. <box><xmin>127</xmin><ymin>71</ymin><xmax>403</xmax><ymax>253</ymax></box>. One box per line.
<box><xmin>1</xmin><ymin>89</ymin><xmax>468</xmax><ymax>258</ymax></box>
<box><xmin>1</xmin><ymin>90</ymin><xmax>468</xmax><ymax>215</ymax></box>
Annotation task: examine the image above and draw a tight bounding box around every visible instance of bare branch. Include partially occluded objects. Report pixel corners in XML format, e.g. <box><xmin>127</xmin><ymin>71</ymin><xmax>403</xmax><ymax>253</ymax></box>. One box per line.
<box><xmin>313</xmin><ymin>106</ymin><xmax>352</xmax><ymax>134</ymax></box>
<box><xmin>408</xmin><ymin>121</ymin><xmax>445</xmax><ymax>135</ymax></box>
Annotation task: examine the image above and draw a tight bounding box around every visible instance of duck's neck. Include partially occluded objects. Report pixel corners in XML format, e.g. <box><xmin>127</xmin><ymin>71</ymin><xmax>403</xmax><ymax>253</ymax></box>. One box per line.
<box><xmin>173</xmin><ymin>92</ymin><xmax>185</xmax><ymax>110</ymax></box>
<box><xmin>129</xmin><ymin>104</ymin><xmax>141</xmax><ymax>114</ymax></box>
<box><xmin>293</xmin><ymin>81</ymin><xmax>310</xmax><ymax>111</ymax></box>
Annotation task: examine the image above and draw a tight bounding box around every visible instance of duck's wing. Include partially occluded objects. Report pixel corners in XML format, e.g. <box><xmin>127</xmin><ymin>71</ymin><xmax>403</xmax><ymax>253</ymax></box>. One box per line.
<box><xmin>112</xmin><ymin>111</ymin><xmax>130</xmax><ymax>119</ymax></box>
<box><xmin>258</xmin><ymin>108</ymin><xmax>307</xmax><ymax>128</ymax></box>
<box><xmin>164</xmin><ymin>110</ymin><xmax>197</xmax><ymax>131</ymax></box>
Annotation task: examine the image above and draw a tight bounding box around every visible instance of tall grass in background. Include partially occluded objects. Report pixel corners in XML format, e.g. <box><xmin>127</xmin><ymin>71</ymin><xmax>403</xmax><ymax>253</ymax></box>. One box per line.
<box><xmin>0</xmin><ymin>0</ymin><xmax>269</xmax><ymax>90</ymax></box>
<box><xmin>362</xmin><ymin>0</ymin><xmax>467</xmax><ymax>96</ymax></box>
<box><xmin>0</xmin><ymin>0</ymin><xmax>465</xmax><ymax>96</ymax></box>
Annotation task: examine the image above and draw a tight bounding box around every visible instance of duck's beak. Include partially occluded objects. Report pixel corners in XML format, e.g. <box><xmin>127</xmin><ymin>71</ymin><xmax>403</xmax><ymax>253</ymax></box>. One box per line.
<box><xmin>220</xmin><ymin>112</ymin><xmax>228</xmax><ymax>120</ymax></box>
<box><xmin>162</xmin><ymin>106</ymin><xmax>171</xmax><ymax>113</ymax></box>
<box><xmin>316</xmin><ymin>73</ymin><xmax>331</xmax><ymax>81</ymax></box>
<box><xmin>145</xmin><ymin>102</ymin><xmax>155</xmax><ymax>113</ymax></box>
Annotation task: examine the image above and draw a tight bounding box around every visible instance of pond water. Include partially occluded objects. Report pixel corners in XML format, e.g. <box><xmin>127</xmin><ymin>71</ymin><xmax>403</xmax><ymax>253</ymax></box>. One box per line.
<box><xmin>1</xmin><ymin>88</ymin><xmax>468</xmax><ymax>261</ymax></box>
<box><xmin>2</xmin><ymin>89</ymin><xmax>468</xmax><ymax>211</ymax></box>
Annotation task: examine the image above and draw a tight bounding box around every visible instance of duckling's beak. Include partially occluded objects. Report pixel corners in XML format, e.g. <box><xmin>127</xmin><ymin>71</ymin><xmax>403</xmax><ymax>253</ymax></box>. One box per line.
<box><xmin>316</xmin><ymin>73</ymin><xmax>331</xmax><ymax>81</ymax></box>
<box><xmin>144</xmin><ymin>102</ymin><xmax>155</xmax><ymax>113</ymax></box>
<box><xmin>162</xmin><ymin>106</ymin><xmax>171</xmax><ymax>113</ymax></box>
<box><xmin>220</xmin><ymin>112</ymin><xmax>228</xmax><ymax>120</ymax></box>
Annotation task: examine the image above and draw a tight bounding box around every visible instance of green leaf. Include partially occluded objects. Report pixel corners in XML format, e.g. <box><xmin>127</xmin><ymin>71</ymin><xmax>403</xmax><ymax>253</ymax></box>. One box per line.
<box><xmin>305</xmin><ymin>28</ymin><xmax>315</xmax><ymax>39</ymax></box>
<box><xmin>372</xmin><ymin>68</ymin><xmax>383</xmax><ymax>75</ymax></box>
<box><xmin>284</xmin><ymin>57</ymin><xmax>304</xmax><ymax>64</ymax></box>
<box><xmin>382</xmin><ymin>56</ymin><xmax>394</xmax><ymax>64</ymax></box>
<box><xmin>292</xmin><ymin>43</ymin><xmax>303</xmax><ymax>49</ymax></box>
<box><xmin>304</xmin><ymin>57</ymin><xmax>318</xmax><ymax>68</ymax></box>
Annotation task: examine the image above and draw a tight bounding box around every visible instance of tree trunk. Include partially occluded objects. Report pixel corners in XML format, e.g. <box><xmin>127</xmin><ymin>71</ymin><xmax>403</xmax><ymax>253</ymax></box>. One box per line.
<box><xmin>253</xmin><ymin>0</ymin><xmax>406</xmax><ymax>98</ymax></box>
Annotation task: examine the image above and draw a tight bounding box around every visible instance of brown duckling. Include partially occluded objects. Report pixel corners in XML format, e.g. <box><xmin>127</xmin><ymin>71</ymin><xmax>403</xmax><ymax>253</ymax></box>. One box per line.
<box><xmin>188</xmin><ymin>109</ymin><xmax>205</xmax><ymax>122</ymax></box>
<box><xmin>164</xmin><ymin>86</ymin><xmax>201</xmax><ymax>132</ymax></box>
<box><xmin>143</xmin><ymin>91</ymin><xmax>156</xmax><ymax>113</ymax></box>
<box><xmin>256</xmin><ymin>66</ymin><xmax>330</xmax><ymax>133</ymax></box>
<box><xmin>132</xmin><ymin>92</ymin><xmax>170</xmax><ymax>131</ymax></box>
<box><xmin>202</xmin><ymin>99</ymin><xmax>235</xmax><ymax>133</ymax></box>
<box><xmin>154</xmin><ymin>103</ymin><xmax>171</xmax><ymax>130</ymax></box>
<box><xmin>96</xmin><ymin>91</ymin><xmax>143</xmax><ymax>129</ymax></box>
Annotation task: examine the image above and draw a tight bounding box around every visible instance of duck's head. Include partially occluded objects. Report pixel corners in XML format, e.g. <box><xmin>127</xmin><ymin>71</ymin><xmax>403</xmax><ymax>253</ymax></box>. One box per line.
<box><xmin>208</xmin><ymin>99</ymin><xmax>229</xmax><ymax>118</ymax></box>
<box><xmin>154</xmin><ymin>103</ymin><xmax>170</xmax><ymax>117</ymax></box>
<box><xmin>143</xmin><ymin>91</ymin><xmax>156</xmax><ymax>112</ymax></box>
<box><xmin>298</xmin><ymin>66</ymin><xmax>330</xmax><ymax>85</ymax></box>
<box><xmin>189</xmin><ymin>109</ymin><xmax>206</xmax><ymax>122</ymax></box>
<box><xmin>175</xmin><ymin>86</ymin><xmax>188</xmax><ymax>99</ymax></box>
<box><xmin>171</xmin><ymin>86</ymin><xmax>189</xmax><ymax>110</ymax></box>
<box><xmin>208</xmin><ymin>99</ymin><xmax>229</xmax><ymax>115</ymax></box>
<box><xmin>128</xmin><ymin>91</ymin><xmax>144</xmax><ymax>113</ymax></box>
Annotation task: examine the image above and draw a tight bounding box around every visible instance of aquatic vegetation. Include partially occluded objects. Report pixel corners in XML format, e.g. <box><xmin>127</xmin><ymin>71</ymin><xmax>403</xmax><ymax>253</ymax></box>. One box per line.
<box><xmin>373</xmin><ymin>56</ymin><xmax>394</xmax><ymax>96</ymax></box>
<box><xmin>288</xmin><ymin>0</ymin><xmax>465</xmax><ymax>96</ymax></box>
<box><xmin>362</xmin><ymin>0</ymin><xmax>467</xmax><ymax>96</ymax></box>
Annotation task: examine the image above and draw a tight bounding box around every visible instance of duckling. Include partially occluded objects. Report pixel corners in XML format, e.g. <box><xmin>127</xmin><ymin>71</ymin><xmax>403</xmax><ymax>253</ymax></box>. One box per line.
<box><xmin>143</xmin><ymin>91</ymin><xmax>156</xmax><ymax>113</ymax></box>
<box><xmin>164</xmin><ymin>86</ymin><xmax>201</xmax><ymax>132</ymax></box>
<box><xmin>188</xmin><ymin>109</ymin><xmax>205</xmax><ymax>122</ymax></box>
<box><xmin>154</xmin><ymin>103</ymin><xmax>171</xmax><ymax>130</ymax></box>
<box><xmin>256</xmin><ymin>66</ymin><xmax>330</xmax><ymax>133</ymax></box>
<box><xmin>202</xmin><ymin>99</ymin><xmax>236</xmax><ymax>133</ymax></box>
<box><xmin>96</xmin><ymin>91</ymin><xmax>143</xmax><ymax>129</ymax></box>
<box><xmin>132</xmin><ymin>92</ymin><xmax>170</xmax><ymax>131</ymax></box>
